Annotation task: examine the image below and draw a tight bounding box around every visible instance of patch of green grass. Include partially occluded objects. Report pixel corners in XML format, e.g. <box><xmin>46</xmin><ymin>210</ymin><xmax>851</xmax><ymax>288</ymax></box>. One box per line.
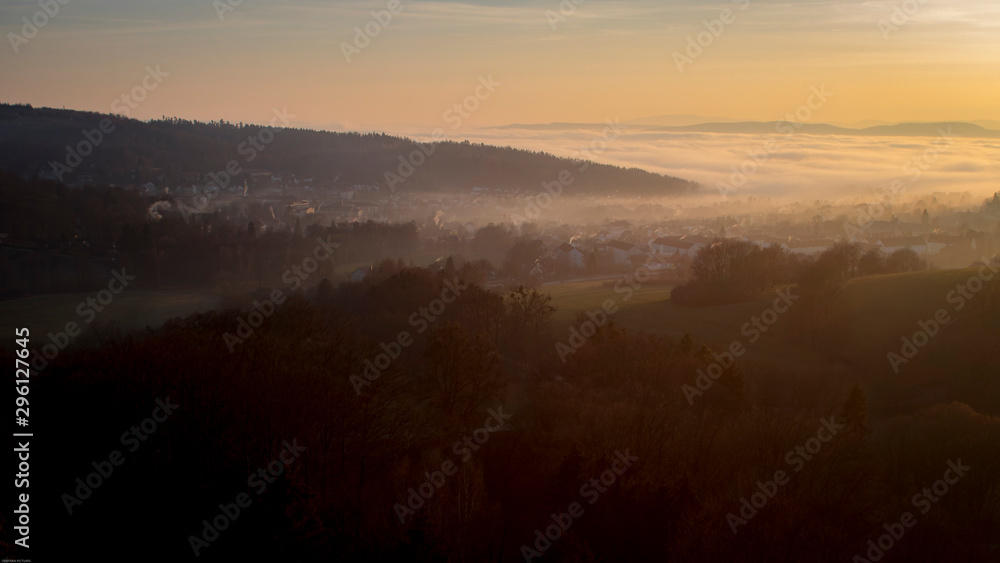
<box><xmin>547</xmin><ymin>279</ymin><xmax>766</xmax><ymax>343</ymax></box>
<box><xmin>543</xmin><ymin>280</ymin><xmax>672</xmax><ymax>325</ymax></box>
<box><xmin>0</xmin><ymin>290</ymin><xmax>222</xmax><ymax>344</ymax></box>
<box><xmin>545</xmin><ymin>269</ymin><xmax>996</xmax><ymax>375</ymax></box>
<box><xmin>841</xmin><ymin>268</ymin><xmax>990</xmax><ymax>365</ymax></box>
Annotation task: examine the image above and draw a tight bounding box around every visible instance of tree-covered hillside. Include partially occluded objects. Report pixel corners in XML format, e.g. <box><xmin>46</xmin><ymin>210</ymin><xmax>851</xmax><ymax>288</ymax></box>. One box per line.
<box><xmin>0</xmin><ymin>104</ymin><xmax>698</xmax><ymax>196</ymax></box>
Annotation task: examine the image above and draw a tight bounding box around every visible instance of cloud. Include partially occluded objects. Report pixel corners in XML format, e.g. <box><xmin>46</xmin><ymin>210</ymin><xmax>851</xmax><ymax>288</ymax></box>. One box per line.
<box><xmin>401</xmin><ymin>123</ymin><xmax>1000</xmax><ymax>201</ymax></box>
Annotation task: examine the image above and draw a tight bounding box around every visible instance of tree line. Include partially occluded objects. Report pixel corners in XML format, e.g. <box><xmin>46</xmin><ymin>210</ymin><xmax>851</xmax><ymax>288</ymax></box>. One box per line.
<box><xmin>5</xmin><ymin>259</ymin><xmax>998</xmax><ymax>561</ymax></box>
<box><xmin>0</xmin><ymin>104</ymin><xmax>696</xmax><ymax>196</ymax></box>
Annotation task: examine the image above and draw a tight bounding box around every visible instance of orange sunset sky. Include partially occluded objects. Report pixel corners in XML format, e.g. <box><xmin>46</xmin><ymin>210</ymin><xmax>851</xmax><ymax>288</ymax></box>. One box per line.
<box><xmin>2</xmin><ymin>0</ymin><xmax>999</xmax><ymax>132</ymax></box>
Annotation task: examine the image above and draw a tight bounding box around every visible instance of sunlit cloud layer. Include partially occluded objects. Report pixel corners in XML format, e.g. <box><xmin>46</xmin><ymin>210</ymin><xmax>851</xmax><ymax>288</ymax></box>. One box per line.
<box><xmin>405</xmin><ymin>124</ymin><xmax>1000</xmax><ymax>202</ymax></box>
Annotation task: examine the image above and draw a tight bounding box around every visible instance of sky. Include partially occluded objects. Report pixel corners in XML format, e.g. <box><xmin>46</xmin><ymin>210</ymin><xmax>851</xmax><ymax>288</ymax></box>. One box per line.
<box><xmin>2</xmin><ymin>0</ymin><xmax>1000</xmax><ymax>134</ymax></box>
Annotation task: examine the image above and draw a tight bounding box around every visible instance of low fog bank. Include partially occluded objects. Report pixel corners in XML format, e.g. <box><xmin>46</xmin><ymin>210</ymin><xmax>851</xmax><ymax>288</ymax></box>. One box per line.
<box><xmin>403</xmin><ymin>124</ymin><xmax>1000</xmax><ymax>206</ymax></box>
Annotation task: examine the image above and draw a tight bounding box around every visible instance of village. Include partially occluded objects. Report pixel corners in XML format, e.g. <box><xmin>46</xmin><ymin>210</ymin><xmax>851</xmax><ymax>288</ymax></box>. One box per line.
<box><xmin>69</xmin><ymin>166</ymin><xmax>995</xmax><ymax>284</ymax></box>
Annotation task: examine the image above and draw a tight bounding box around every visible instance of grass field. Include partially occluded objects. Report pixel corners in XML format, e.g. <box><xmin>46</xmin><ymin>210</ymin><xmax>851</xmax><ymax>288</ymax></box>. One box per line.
<box><xmin>543</xmin><ymin>268</ymin><xmax>1000</xmax><ymax>377</ymax></box>
<box><xmin>839</xmin><ymin>268</ymin><xmax>999</xmax><ymax>370</ymax></box>
<box><xmin>0</xmin><ymin>290</ymin><xmax>222</xmax><ymax>347</ymax></box>
<box><xmin>544</xmin><ymin>277</ymin><xmax>797</xmax><ymax>343</ymax></box>
<box><xmin>7</xmin><ymin>268</ymin><xmax>993</xmax><ymax>377</ymax></box>
<box><xmin>843</xmin><ymin>269</ymin><xmax>979</xmax><ymax>345</ymax></box>
<box><xmin>543</xmin><ymin>277</ymin><xmax>822</xmax><ymax>370</ymax></box>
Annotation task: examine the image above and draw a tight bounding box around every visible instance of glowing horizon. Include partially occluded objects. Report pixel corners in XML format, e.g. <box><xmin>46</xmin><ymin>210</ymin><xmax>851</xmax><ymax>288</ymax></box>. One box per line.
<box><xmin>1</xmin><ymin>0</ymin><xmax>999</xmax><ymax>133</ymax></box>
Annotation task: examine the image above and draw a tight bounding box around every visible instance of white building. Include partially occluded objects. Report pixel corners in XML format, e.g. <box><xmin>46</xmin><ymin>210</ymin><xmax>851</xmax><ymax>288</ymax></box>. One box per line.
<box><xmin>878</xmin><ymin>236</ymin><xmax>928</xmax><ymax>255</ymax></box>
<box><xmin>651</xmin><ymin>237</ymin><xmax>699</xmax><ymax>257</ymax></box>
<box><xmin>606</xmin><ymin>240</ymin><xmax>643</xmax><ymax>264</ymax></box>
<box><xmin>785</xmin><ymin>240</ymin><xmax>834</xmax><ymax>255</ymax></box>
<box><xmin>556</xmin><ymin>243</ymin><xmax>585</xmax><ymax>269</ymax></box>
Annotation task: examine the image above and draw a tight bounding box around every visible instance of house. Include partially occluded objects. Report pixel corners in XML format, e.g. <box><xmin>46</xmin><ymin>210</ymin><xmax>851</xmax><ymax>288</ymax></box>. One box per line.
<box><xmin>288</xmin><ymin>201</ymin><xmax>315</xmax><ymax>217</ymax></box>
<box><xmin>556</xmin><ymin>243</ymin><xmax>585</xmax><ymax>269</ymax></box>
<box><xmin>604</xmin><ymin>220</ymin><xmax>632</xmax><ymax>238</ymax></box>
<box><xmin>354</xmin><ymin>200</ymin><xmax>379</xmax><ymax>217</ymax></box>
<box><xmin>528</xmin><ymin>256</ymin><xmax>556</xmax><ymax>277</ymax></box>
<box><xmin>651</xmin><ymin>237</ymin><xmax>698</xmax><ymax>257</ymax></box>
<box><xmin>681</xmin><ymin>235</ymin><xmax>713</xmax><ymax>254</ymax></box>
<box><xmin>925</xmin><ymin>234</ymin><xmax>964</xmax><ymax>255</ymax></box>
<box><xmin>868</xmin><ymin>220</ymin><xmax>930</xmax><ymax>239</ymax></box>
<box><xmin>648</xmin><ymin>253</ymin><xmax>687</xmax><ymax>271</ymax></box>
<box><xmin>606</xmin><ymin>240</ymin><xmax>643</xmax><ymax>264</ymax></box>
<box><xmin>878</xmin><ymin>236</ymin><xmax>928</xmax><ymax>255</ymax></box>
<box><xmin>349</xmin><ymin>265</ymin><xmax>372</xmax><ymax>283</ymax></box>
<box><xmin>427</xmin><ymin>257</ymin><xmax>447</xmax><ymax>273</ymax></box>
<box><xmin>651</xmin><ymin>237</ymin><xmax>682</xmax><ymax>255</ymax></box>
<box><xmin>785</xmin><ymin>239</ymin><xmax>834</xmax><ymax>255</ymax></box>
<box><xmin>749</xmin><ymin>236</ymin><xmax>790</xmax><ymax>249</ymax></box>
<box><xmin>626</xmin><ymin>254</ymin><xmax>651</xmax><ymax>268</ymax></box>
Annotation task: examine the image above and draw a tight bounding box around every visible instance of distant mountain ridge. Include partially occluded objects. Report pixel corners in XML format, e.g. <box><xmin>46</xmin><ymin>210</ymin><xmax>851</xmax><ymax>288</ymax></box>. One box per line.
<box><xmin>0</xmin><ymin>104</ymin><xmax>697</xmax><ymax>196</ymax></box>
<box><xmin>495</xmin><ymin>120</ymin><xmax>1000</xmax><ymax>138</ymax></box>
<box><xmin>626</xmin><ymin>114</ymin><xmax>741</xmax><ymax>127</ymax></box>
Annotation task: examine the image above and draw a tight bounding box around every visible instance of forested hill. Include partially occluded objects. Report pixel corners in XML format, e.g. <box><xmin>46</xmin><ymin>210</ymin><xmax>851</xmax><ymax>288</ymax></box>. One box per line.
<box><xmin>0</xmin><ymin>104</ymin><xmax>698</xmax><ymax>196</ymax></box>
